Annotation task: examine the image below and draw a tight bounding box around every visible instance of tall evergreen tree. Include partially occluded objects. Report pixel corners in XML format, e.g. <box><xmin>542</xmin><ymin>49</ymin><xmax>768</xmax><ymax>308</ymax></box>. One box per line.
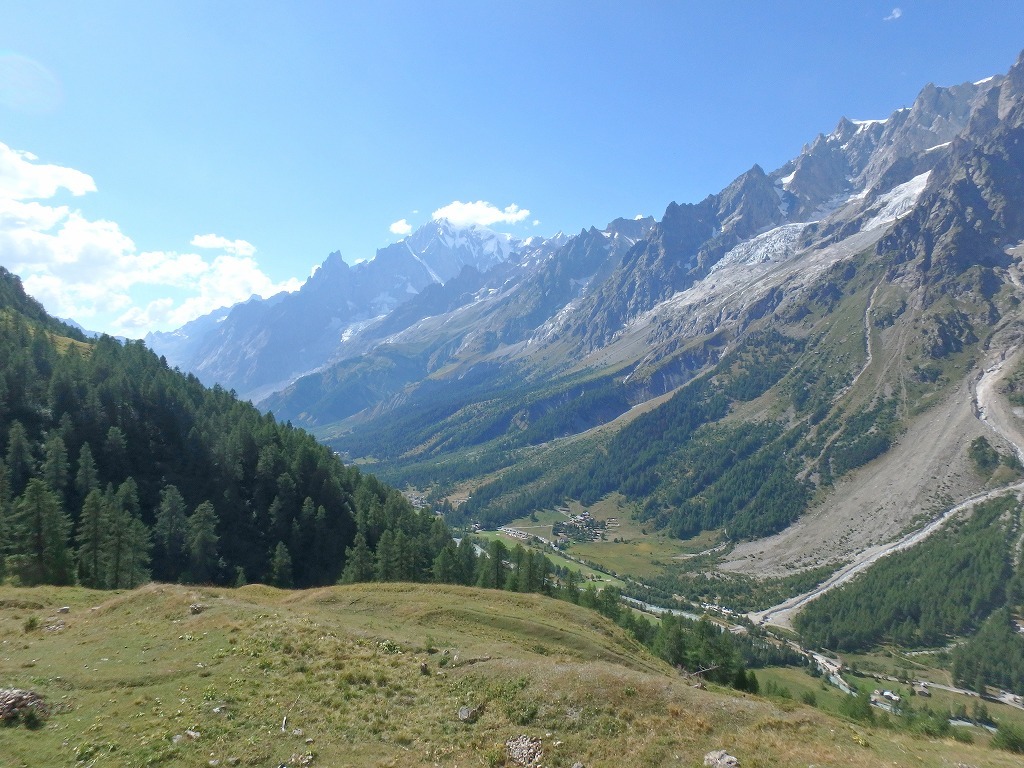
<box><xmin>76</xmin><ymin>488</ymin><xmax>107</xmax><ymax>588</ymax></box>
<box><xmin>74</xmin><ymin>443</ymin><xmax>99</xmax><ymax>501</ymax></box>
<box><xmin>103</xmin><ymin>426</ymin><xmax>129</xmax><ymax>481</ymax></box>
<box><xmin>269</xmin><ymin>541</ymin><xmax>293</xmax><ymax>588</ymax></box>
<box><xmin>475</xmin><ymin>539</ymin><xmax>508</xmax><ymax>589</ymax></box>
<box><xmin>456</xmin><ymin>537</ymin><xmax>478</xmax><ymax>586</ymax></box>
<box><xmin>153</xmin><ymin>484</ymin><xmax>187</xmax><ymax>581</ymax></box>
<box><xmin>42</xmin><ymin>433</ymin><xmax>69</xmax><ymax>497</ymax></box>
<box><xmin>5</xmin><ymin>421</ymin><xmax>34</xmax><ymax>497</ymax></box>
<box><xmin>102</xmin><ymin>479</ymin><xmax>149</xmax><ymax>589</ymax></box>
<box><xmin>186</xmin><ymin>501</ymin><xmax>220</xmax><ymax>583</ymax></box>
<box><xmin>340</xmin><ymin>531</ymin><xmax>374</xmax><ymax>584</ymax></box>
<box><xmin>11</xmin><ymin>478</ymin><xmax>73</xmax><ymax>585</ymax></box>
<box><xmin>374</xmin><ymin>529</ymin><xmax>398</xmax><ymax>581</ymax></box>
<box><xmin>0</xmin><ymin>464</ymin><xmax>10</xmax><ymax>579</ymax></box>
<box><xmin>432</xmin><ymin>541</ymin><xmax>461</xmax><ymax>584</ymax></box>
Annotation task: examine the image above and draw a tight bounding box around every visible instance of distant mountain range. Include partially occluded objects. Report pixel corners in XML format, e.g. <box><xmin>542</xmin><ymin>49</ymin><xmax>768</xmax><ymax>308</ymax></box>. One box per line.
<box><xmin>148</xmin><ymin>51</ymin><xmax>1024</xmax><ymax>576</ymax></box>
<box><xmin>146</xmin><ymin>219</ymin><xmax>547</xmax><ymax>400</ymax></box>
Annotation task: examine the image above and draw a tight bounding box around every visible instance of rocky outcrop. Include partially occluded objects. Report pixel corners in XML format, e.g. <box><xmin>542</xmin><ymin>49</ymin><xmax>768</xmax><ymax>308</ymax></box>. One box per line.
<box><xmin>0</xmin><ymin>689</ymin><xmax>48</xmax><ymax>724</ymax></box>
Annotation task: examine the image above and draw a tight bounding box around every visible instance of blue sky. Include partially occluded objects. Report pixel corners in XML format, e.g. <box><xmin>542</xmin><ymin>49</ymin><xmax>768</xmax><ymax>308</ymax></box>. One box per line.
<box><xmin>1</xmin><ymin>1</ymin><xmax>1022</xmax><ymax>336</ymax></box>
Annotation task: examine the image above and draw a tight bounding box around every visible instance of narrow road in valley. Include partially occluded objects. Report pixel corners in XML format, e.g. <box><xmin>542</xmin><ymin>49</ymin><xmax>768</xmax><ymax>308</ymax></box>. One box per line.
<box><xmin>748</xmin><ymin>481</ymin><xmax>1024</xmax><ymax>628</ymax></box>
<box><xmin>750</xmin><ymin>344</ymin><xmax>1024</xmax><ymax>630</ymax></box>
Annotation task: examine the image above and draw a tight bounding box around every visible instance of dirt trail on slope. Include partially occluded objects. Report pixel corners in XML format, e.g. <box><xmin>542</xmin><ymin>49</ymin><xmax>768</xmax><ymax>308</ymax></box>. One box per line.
<box><xmin>740</xmin><ymin>344</ymin><xmax>1024</xmax><ymax>629</ymax></box>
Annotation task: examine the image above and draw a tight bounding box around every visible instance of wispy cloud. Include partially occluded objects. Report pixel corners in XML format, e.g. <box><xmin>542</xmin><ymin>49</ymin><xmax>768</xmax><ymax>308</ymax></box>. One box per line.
<box><xmin>884</xmin><ymin>7</ymin><xmax>903</xmax><ymax>21</ymax></box>
<box><xmin>0</xmin><ymin>140</ymin><xmax>299</xmax><ymax>337</ymax></box>
<box><xmin>432</xmin><ymin>200</ymin><xmax>531</xmax><ymax>228</ymax></box>
<box><xmin>389</xmin><ymin>218</ymin><xmax>413</xmax><ymax>236</ymax></box>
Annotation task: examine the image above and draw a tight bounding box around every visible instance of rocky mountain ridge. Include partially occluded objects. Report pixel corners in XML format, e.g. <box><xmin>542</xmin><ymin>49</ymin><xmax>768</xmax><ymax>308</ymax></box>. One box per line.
<box><xmin>146</xmin><ymin>218</ymin><xmax>550</xmax><ymax>399</ymax></box>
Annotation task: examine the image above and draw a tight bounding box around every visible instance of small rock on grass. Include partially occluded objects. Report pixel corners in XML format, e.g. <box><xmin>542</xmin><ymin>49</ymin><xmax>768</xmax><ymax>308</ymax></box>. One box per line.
<box><xmin>703</xmin><ymin>750</ymin><xmax>739</xmax><ymax>767</ymax></box>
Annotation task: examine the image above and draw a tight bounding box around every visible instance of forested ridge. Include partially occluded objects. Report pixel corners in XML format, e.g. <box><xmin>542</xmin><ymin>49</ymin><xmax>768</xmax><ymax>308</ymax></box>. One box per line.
<box><xmin>795</xmin><ymin>495</ymin><xmax>1023</xmax><ymax>653</ymax></box>
<box><xmin>0</xmin><ymin>266</ymin><xmax>397</xmax><ymax>588</ymax></box>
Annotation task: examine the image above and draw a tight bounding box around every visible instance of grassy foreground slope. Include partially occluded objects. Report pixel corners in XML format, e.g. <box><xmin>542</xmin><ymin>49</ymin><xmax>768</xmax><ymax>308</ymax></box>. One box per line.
<box><xmin>2</xmin><ymin>584</ymin><xmax>1021</xmax><ymax>768</ymax></box>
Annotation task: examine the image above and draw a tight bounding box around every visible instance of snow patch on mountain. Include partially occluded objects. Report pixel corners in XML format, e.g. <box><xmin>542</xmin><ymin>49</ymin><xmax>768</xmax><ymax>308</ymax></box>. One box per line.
<box><xmin>406</xmin><ymin>241</ymin><xmax>444</xmax><ymax>283</ymax></box>
<box><xmin>710</xmin><ymin>223</ymin><xmax>808</xmax><ymax>274</ymax></box>
<box><xmin>862</xmin><ymin>171</ymin><xmax>931</xmax><ymax>232</ymax></box>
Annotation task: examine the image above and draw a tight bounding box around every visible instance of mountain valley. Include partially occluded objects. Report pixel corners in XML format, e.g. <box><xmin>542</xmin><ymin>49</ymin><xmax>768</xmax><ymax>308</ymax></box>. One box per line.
<box><xmin>7</xmin><ymin>43</ymin><xmax>1024</xmax><ymax>768</ymax></box>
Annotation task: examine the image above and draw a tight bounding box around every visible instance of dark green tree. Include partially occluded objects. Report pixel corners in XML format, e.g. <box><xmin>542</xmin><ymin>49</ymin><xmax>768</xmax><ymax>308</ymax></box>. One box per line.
<box><xmin>42</xmin><ymin>433</ymin><xmax>69</xmax><ymax>497</ymax></box>
<box><xmin>269</xmin><ymin>541</ymin><xmax>293</xmax><ymax>588</ymax></box>
<box><xmin>5</xmin><ymin>421</ymin><xmax>34</xmax><ymax>497</ymax></box>
<box><xmin>153</xmin><ymin>485</ymin><xmax>188</xmax><ymax>581</ymax></box>
<box><xmin>103</xmin><ymin>426</ymin><xmax>129</xmax><ymax>481</ymax></box>
<box><xmin>340</xmin><ymin>531</ymin><xmax>374</xmax><ymax>584</ymax></box>
<box><xmin>432</xmin><ymin>541</ymin><xmax>461</xmax><ymax>583</ymax></box>
<box><xmin>74</xmin><ymin>443</ymin><xmax>99</xmax><ymax>501</ymax></box>
<box><xmin>102</xmin><ymin>479</ymin><xmax>150</xmax><ymax>588</ymax></box>
<box><xmin>11</xmin><ymin>478</ymin><xmax>73</xmax><ymax>585</ymax></box>
<box><xmin>475</xmin><ymin>539</ymin><xmax>508</xmax><ymax>589</ymax></box>
<box><xmin>75</xmin><ymin>488</ymin><xmax>107</xmax><ymax>588</ymax></box>
<box><xmin>374</xmin><ymin>529</ymin><xmax>398</xmax><ymax>581</ymax></box>
<box><xmin>186</xmin><ymin>501</ymin><xmax>220</xmax><ymax>584</ymax></box>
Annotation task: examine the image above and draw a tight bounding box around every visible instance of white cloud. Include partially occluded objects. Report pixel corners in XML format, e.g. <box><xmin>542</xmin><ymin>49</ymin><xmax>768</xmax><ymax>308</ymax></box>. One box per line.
<box><xmin>634</xmin><ymin>214</ymin><xmax>646</xmax><ymax>220</ymax></box>
<box><xmin>532</xmin><ymin>219</ymin><xmax>541</xmax><ymax>226</ymax></box>
<box><xmin>114</xmin><ymin>254</ymin><xmax>302</xmax><ymax>332</ymax></box>
<box><xmin>431</xmin><ymin>200</ymin><xmax>531</xmax><ymax>228</ymax></box>
<box><xmin>190</xmin><ymin>233</ymin><xmax>256</xmax><ymax>257</ymax></box>
<box><xmin>0</xmin><ymin>140</ymin><xmax>300</xmax><ymax>337</ymax></box>
<box><xmin>389</xmin><ymin>218</ymin><xmax>413</xmax><ymax>236</ymax></box>
<box><xmin>0</xmin><ymin>142</ymin><xmax>95</xmax><ymax>200</ymax></box>
<box><xmin>884</xmin><ymin>7</ymin><xmax>902</xmax><ymax>21</ymax></box>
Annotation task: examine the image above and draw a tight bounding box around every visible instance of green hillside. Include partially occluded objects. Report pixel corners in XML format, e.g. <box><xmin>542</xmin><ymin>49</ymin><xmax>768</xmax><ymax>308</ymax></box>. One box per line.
<box><xmin>3</xmin><ymin>582</ymin><xmax>1023</xmax><ymax>768</ymax></box>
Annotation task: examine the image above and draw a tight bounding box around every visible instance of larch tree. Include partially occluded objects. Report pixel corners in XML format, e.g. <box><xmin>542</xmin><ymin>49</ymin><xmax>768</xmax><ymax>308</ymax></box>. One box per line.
<box><xmin>11</xmin><ymin>478</ymin><xmax>73</xmax><ymax>585</ymax></box>
<box><xmin>186</xmin><ymin>501</ymin><xmax>220</xmax><ymax>584</ymax></box>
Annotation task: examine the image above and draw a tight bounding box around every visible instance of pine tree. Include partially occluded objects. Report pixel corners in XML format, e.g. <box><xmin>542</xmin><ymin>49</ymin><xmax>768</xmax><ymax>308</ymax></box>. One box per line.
<box><xmin>5</xmin><ymin>421</ymin><xmax>34</xmax><ymax>497</ymax></box>
<box><xmin>124</xmin><ymin>515</ymin><xmax>152</xmax><ymax>588</ymax></box>
<box><xmin>269</xmin><ymin>541</ymin><xmax>293</xmax><ymax>588</ymax></box>
<box><xmin>76</xmin><ymin>489</ymin><xmax>107</xmax><ymax>588</ymax></box>
<box><xmin>153</xmin><ymin>485</ymin><xmax>187</xmax><ymax>581</ymax></box>
<box><xmin>42</xmin><ymin>433</ymin><xmax>69</xmax><ymax>497</ymax></box>
<box><xmin>103</xmin><ymin>426</ymin><xmax>128</xmax><ymax>481</ymax></box>
<box><xmin>340</xmin><ymin>531</ymin><xmax>374</xmax><ymax>584</ymax></box>
<box><xmin>475</xmin><ymin>539</ymin><xmax>508</xmax><ymax>589</ymax></box>
<box><xmin>74</xmin><ymin>443</ymin><xmax>99</xmax><ymax>501</ymax></box>
<box><xmin>0</xmin><ymin>464</ymin><xmax>10</xmax><ymax>579</ymax></box>
<box><xmin>562</xmin><ymin>568</ymin><xmax>581</xmax><ymax>603</ymax></box>
<box><xmin>374</xmin><ymin>529</ymin><xmax>398</xmax><ymax>581</ymax></box>
<box><xmin>456</xmin><ymin>537</ymin><xmax>478</xmax><ymax>585</ymax></box>
<box><xmin>102</xmin><ymin>479</ymin><xmax>149</xmax><ymax>589</ymax></box>
<box><xmin>432</xmin><ymin>542</ymin><xmax>461</xmax><ymax>583</ymax></box>
<box><xmin>186</xmin><ymin>501</ymin><xmax>220</xmax><ymax>584</ymax></box>
<box><xmin>11</xmin><ymin>478</ymin><xmax>73</xmax><ymax>585</ymax></box>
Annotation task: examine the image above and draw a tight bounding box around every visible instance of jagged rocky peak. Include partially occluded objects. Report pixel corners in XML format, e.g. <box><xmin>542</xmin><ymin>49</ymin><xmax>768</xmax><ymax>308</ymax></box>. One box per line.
<box><xmin>997</xmin><ymin>49</ymin><xmax>1024</xmax><ymax>123</ymax></box>
<box><xmin>604</xmin><ymin>215</ymin><xmax>656</xmax><ymax>242</ymax></box>
<box><xmin>716</xmin><ymin>164</ymin><xmax>785</xmax><ymax>238</ymax></box>
<box><xmin>852</xmin><ymin>76</ymin><xmax>1003</xmax><ymax>191</ymax></box>
<box><xmin>776</xmin><ymin>132</ymin><xmax>853</xmax><ymax>220</ymax></box>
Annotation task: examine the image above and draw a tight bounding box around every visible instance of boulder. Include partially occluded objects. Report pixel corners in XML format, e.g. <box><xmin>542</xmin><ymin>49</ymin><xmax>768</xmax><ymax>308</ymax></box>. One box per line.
<box><xmin>704</xmin><ymin>750</ymin><xmax>739</xmax><ymax>767</ymax></box>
